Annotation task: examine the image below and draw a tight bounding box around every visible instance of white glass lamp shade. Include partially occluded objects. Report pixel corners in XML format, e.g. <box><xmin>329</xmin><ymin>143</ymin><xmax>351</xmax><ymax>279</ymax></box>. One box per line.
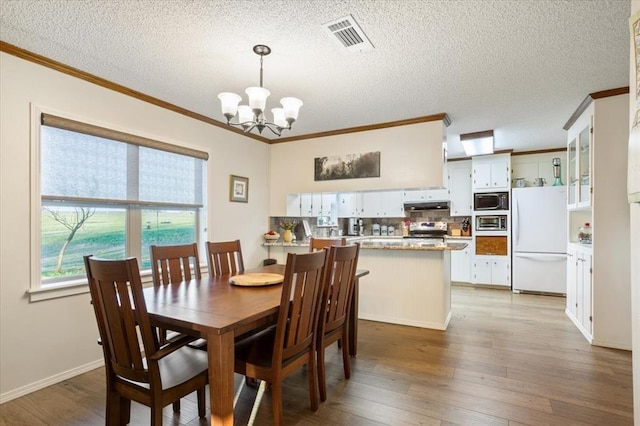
<box><xmin>245</xmin><ymin>87</ymin><xmax>270</xmax><ymax>112</ymax></box>
<box><xmin>271</xmin><ymin>108</ymin><xmax>288</xmax><ymax>128</ymax></box>
<box><xmin>237</xmin><ymin>105</ymin><xmax>254</xmax><ymax>125</ymax></box>
<box><xmin>217</xmin><ymin>92</ymin><xmax>242</xmax><ymax>118</ymax></box>
<box><xmin>280</xmin><ymin>97</ymin><xmax>303</xmax><ymax>122</ymax></box>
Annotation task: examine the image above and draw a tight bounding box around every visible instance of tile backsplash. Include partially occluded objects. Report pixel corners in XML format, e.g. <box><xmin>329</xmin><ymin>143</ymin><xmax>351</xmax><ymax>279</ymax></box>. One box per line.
<box><xmin>269</xmin><ymin>211</ymin><xmax>472</xmax><ymax>239</ymax></box>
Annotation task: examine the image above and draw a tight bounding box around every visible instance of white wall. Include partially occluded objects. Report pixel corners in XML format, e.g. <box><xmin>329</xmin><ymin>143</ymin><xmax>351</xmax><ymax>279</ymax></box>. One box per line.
<box><xmin>269</xmin><ymin>121</ymin><xmax>446</xmax><ymax>215</ymax></box>
<box><xmin>511</xmin><ymin>151</ymin><xmax>566</xmax><ymax>187</ymax></box>
<box><xmin>0</xmin><ymin>52</ymin><xmax>271</xmax><ymax>401</ymax></box>
<box><xmin>629</xmin><ymin>2</ymin><xmax>640</xmax><ymax>423</ymax></box>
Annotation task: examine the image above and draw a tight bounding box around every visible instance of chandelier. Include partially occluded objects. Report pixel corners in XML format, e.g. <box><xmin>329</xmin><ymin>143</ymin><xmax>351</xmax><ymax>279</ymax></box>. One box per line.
<box><xmin>217</xmin><ymin>45</ymin><xmax>303</xmax><ymax>137</ymax></box>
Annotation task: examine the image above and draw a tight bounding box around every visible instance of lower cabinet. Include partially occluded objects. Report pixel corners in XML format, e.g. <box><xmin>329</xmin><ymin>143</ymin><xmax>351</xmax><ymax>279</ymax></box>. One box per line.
<box><xmin>472</xmin><ymin>255</ymin><xmax>510</xmax><ymax>287</ymax></box>
<box><xmin>566</xmin><ymin>245</ymin><xmax>592</xmax><ymax>339</ymax></box>
<box><xmin>451</xmin><ymin>240</ymin><xmax>472</xmax><ymax>283</ymax></box>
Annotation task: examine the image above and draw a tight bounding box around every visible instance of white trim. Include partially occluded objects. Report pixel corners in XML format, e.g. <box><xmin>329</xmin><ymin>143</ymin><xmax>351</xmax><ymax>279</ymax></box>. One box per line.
<box><xmin>0</xmin><ymin>358</ymin><xmax>104</xmax><ymax>404</ymax></box>
<box><xmin>28</xmin><ymin>271</ymin><xmax>155</xmax><ymax>302</ymax></box>
<box><xmin>29</xmin><ymin>103</ymin><xmax>43</xmax><ymax>299</ymax></box>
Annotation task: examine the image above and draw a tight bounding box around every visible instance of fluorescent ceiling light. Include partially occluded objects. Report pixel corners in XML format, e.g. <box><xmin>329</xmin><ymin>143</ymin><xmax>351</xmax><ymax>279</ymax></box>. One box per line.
<box><xmin>460</xmin><ymin>130</ymin><xmax>494</xmax><ymax>156</ymax></box>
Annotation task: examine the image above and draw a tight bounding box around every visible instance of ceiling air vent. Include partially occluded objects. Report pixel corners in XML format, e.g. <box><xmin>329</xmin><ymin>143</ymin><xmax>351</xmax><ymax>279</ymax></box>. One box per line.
<box><xmin>323</xmin><ymin>14</ymin><xmax>374</xmax><ymax>53</ymax></box>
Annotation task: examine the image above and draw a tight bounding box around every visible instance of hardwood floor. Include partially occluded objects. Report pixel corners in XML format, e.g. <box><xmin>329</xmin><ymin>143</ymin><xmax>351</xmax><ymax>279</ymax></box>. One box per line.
<box><xmin>0</xmin><ymin>286</ymin><xmax>633</xmax><ymax>425</ymax></box>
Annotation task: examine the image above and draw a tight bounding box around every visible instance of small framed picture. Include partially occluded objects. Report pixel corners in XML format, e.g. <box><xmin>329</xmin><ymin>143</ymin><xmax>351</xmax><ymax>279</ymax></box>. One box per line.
<box><xmin>229</xmin><ymin>175</ymin><xmax>249</xmax><ymax>203</ymax></box>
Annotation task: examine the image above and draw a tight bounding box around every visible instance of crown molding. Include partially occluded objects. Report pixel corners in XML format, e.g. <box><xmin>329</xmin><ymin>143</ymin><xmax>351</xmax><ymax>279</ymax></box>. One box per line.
<box><xmin>563</xmin><ymin>86</ymin><xmax>629</xmax><ymax>131</ymax></box>
<box><xmin>1</xmin><ymin>41</ymin><xmax>452</xmax><ymax>145</ymax></box>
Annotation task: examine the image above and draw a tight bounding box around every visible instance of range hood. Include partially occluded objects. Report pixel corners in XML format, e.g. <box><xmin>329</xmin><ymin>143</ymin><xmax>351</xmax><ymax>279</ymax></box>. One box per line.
<box><xmin>404</xmin><ymin>201</ymin><xmax>450</xmax><ymax>211</ymax></box>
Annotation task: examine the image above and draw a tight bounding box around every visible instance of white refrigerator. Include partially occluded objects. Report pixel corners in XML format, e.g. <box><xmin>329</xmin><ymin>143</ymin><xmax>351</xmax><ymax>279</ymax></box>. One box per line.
<box><xmin>512</xmin><ymin>186</ymin><xmax>567</xmax><ymax>294</ymax></box>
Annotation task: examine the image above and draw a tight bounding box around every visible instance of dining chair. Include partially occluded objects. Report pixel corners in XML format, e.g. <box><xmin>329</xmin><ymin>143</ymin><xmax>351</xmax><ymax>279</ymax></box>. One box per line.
<box><xmin>205</xmin><ymin>240</ymin><xmax>244</xmax><ymax>276</ymax></box>
<box><xmin>308</xmin><ymin>237</ymin><xmax>347</xmax><ymax>252</ymax></box>
<box><xmin>150</xmin><ymin>242</ymin><xmax>201</xmax><ymax>286</ymax></box>
<box><xmin>234</xmin><ymin>250</ymin><xmax>327</xmax><ymax>426</ymax></box>
<box><xmin>317</xmin><ymin>243</ymin><xmax>361</xmax><ymax>402</ymax></box>
<box><xmin>150</xmin><ymin>243</ymin><xmax>202</xmax><ymax>347</ymax></box>
<box><xmin>83</xmin><ymin>255</ymin><xmax>208</xmax><ymax>426</ymax></box>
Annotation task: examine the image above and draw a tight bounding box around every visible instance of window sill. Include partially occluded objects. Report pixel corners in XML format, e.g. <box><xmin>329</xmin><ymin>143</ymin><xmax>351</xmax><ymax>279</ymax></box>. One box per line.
<box><xmin>27</xmin><ymin>271</ymin><xmax>155</xmax><ymax>302</ymax></box>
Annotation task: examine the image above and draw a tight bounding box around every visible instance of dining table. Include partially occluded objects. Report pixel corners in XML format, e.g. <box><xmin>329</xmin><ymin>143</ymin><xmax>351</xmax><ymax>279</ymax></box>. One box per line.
<box><xmin>144</xmin><ymin>263</ymin><xmax>369</xmax><ymax>426</ymax></box>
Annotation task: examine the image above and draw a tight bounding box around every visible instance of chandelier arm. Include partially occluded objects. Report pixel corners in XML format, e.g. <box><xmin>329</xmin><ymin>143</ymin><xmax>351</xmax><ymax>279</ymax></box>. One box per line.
<box><xmin>263</xmin><ymin>123</ymin><xmax>282</xmax><ymax>137</ymax></box>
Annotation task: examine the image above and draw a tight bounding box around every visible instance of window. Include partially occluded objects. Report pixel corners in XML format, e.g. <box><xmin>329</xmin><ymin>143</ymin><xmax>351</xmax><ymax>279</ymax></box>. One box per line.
<box><xmin>31</xmin><ymin>110</ymin><xmax>208</xmax><ymax>300</ymax></box>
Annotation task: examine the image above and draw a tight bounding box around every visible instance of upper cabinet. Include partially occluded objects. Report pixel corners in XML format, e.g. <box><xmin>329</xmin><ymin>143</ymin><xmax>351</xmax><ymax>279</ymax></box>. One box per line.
<box><xmin>402</xmin><ymin>188</ymin><xmax>449</xmax><ymax>203</ymax></box>
<box><xmin>337</xmin><ymin>192</ymin><xmax>363</xmax><ymax>217</ymax></box>
<box><xmin>362</xmin><ymin>190</ymin><xmax>404</xmax><ymax>218</ymax></box>
<box><xmin>567</xmin><ymin>125</ymin><xmax>591</xmax><ymax>209</ymax></box>
<box><xmin>472</xmin><ymin>154</ymin><xmax>511</xmax><ymax>191</ymax></box>
<box><xmin>448</xmin><ymin>160</ymin><xmax>472</xmax><ymax>216</ymax></box>
<box><xmin>286</xmin><ymin>192</ymin><xmax>337</xmax><ymax>224</ymax></box>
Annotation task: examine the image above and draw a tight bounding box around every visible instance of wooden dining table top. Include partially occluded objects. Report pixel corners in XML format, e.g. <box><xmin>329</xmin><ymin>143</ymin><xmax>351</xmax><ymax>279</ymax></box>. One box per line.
<box><xmin>144</xmin><ymin>263</ymin><xmax>286</xmax><ymax>336</ymax></box>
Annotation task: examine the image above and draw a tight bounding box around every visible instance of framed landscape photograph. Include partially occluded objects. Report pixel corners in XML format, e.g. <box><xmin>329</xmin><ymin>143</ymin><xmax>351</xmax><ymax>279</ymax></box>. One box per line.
<box><xmin>229</xmin><ymin>175</ymin><xmax>249</xmax><ymax>203</ymax></box>
<box><xmin>314</xmin><ymin>151</ymin><xmax>381</xmax><ymax>181</ymax></box>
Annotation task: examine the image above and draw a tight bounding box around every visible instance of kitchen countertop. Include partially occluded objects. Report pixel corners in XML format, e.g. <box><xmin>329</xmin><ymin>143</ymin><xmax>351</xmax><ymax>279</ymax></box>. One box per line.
<box><xmin>263</xmin><ymin>236</ymin><xmax>467</xmax><ymax>251</ymax></box>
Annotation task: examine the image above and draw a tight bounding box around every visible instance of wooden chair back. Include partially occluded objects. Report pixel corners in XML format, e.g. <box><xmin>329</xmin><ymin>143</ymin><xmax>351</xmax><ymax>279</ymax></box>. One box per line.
<box><xmin>275</xmin><ymin>250</ymin><xmax>328</xmax><ymax>364</ymax></box>
<box><xmin>206</xmin><ymin>240</ymin><xmax>244</xmax><ymax>276</ymax></box>
<box><xmin>308</xmin><ymin>237</ymin><xmax>347</xmax><ymax>252</ymax></box>
<box><xmin>84</xmin><ymin>256</ymin><xmax>158</xmax><ymax>385</ymax></box>
<box><xmin>317</xmin><ymin>243</ymin><xmax>361</xmax><ymax>401</ymax></box>
<box><xmin>150</xmin><ymin>243</ymin><xmax>201</xmax><ymax>286</ymax></box>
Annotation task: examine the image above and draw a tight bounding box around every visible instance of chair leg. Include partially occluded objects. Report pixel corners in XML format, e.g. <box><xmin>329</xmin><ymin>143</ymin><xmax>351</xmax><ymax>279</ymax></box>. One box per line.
<box><xmin>120</xmin><ymin>397</ymin><xmax>131</xmax><ymax>425</ymax></box>
<box><xmin>151</xmin><ymin>403</ymin><xmax>163</xmax><ymax>426</ymax></box>
<box><xmin>197</xmin><ymin>387</ymin><xmax>206</xmax><ymax>418</ymax></box>
<box><xmin>317</xmin><ymin>344</ymin><xmax>328</xmax><ymax>402</ymax></box>
<box><xmin>172</xmin><ymin>400</ymin><xmax>180</xmax><ymax>412</ymax></box>
<box><xmin>272</xmin><ymin>380</ymin><xmax>283</xmax><ymax>426</ymax></box>
<box><xmin>341</xmin><ymin>329</ymin><xmax>351</xmax><ymax>379</ymax></box>
<box><xmin>307</xmin><ymin>355</ymin><xmax>319</xmax><ymax>412</ymax></box>
<box><xmin>106</xmin><ymin>388</ymin><xmax>127</xmax><ymax>426</ymax></box>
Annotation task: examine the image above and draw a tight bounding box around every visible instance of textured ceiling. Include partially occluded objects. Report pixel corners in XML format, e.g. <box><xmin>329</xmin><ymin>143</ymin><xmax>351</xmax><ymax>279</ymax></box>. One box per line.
<box><xmin>0</xmin><ymin>0</ymin><xmax>630</xmax><ymax>157</ymax></box>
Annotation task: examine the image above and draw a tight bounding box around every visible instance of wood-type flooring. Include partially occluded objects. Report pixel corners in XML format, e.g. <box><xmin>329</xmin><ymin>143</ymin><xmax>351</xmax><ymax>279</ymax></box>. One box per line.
<box><xmin>0</xmin><ymin>286</ymin><xmax>633</xmax><ymax>425</ymax></box>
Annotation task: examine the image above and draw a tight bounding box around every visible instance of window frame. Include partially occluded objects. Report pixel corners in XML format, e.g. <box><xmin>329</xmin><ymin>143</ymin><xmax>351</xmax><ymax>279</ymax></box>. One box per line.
<box><xmin>28</xmin><ymin>105</ymin><xmax>208</xmax><ymax>302</ymax></box>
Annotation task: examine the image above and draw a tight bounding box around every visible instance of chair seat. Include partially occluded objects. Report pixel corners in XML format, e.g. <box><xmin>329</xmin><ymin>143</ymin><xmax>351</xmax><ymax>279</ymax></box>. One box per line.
<box><xmin>234</xmin><ymin>325</ymin><xmax>307</xmax><ymax>370</ymax></box>
<box><xmin>123</xmin><ymin>345</ymin><xmax>208</xmax><ymax>391</ymax></box>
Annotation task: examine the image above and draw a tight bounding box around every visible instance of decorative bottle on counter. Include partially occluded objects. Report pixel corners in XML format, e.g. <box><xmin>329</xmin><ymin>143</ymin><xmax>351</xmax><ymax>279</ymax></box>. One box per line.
<box><xmin>578</xmin><ymin>222</ymin><xmax>592</xmax><ymax>244</ymax></box>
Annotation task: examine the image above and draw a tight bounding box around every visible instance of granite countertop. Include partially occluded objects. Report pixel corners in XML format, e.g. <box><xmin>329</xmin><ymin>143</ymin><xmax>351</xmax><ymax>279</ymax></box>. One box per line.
<box><xmin>263</xmin><ymin>236</ymin><xmax>467</xmax><ymax>251</ymax></box>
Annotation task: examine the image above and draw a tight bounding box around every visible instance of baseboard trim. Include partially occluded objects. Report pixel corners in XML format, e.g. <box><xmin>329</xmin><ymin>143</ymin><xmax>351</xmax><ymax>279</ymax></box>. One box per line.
<box><xmin>0</xmin><ymin>358</ymin><xmax>104</xmax><ymax>404</ymax></box>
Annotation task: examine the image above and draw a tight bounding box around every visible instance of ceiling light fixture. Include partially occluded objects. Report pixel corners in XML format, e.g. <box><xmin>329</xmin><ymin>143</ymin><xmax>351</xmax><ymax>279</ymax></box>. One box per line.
<box><xmin>460</xmin><ymin>130</ymin><xmax>495</xmax><ymax>156</ymax></box>
<box><xmin>217</xmin><ymin>45</ymin><xmax>303</xmax><ymax>137</ymax></box>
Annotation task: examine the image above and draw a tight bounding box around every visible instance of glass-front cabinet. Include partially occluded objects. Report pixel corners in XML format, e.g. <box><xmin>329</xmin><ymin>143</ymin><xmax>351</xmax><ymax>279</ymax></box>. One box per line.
<box><xmin>567</xmin><ymin>122</ymin><xmax>591</xmax><ymax>209</ymax></box>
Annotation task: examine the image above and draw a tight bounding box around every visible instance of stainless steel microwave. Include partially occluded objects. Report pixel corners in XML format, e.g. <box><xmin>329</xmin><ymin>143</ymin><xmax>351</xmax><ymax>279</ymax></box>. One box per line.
<box><xmin>474</xmin><ymin>192</ymin><xmax>509</xmax><ymax>211</ymax></box>
<box><xmin>476</xmin><ymin>215</ymin><xmax>508</xmax><ymax>231</ymax></box>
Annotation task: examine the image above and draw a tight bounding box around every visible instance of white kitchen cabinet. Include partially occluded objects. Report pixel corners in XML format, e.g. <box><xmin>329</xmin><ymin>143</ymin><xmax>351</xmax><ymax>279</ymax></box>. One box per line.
<box><xmin>311</xmin><ymin>193</ymin><xmax>322</xmax><ymax>217</ymax></box>
<box><xmin>299</xmin><ymin>193</ymin><xmax>313</xmax><ymax>216</ymax></box>
<box><xmin>472</xmin><ymin>155</ymin><xmax>511</xmax><ymax>190</ymax></box>
<box><xmin>402</xmin><ymin>188</ymin><xmax>449</xmax><ymax>203</ymax></box>
<box><xmin>567</xmin><ymin>125</ymin><xmax>591</xmax><ymax>209</ymax></box>
<box><xmin>448</xmin><ymin>160</ymin><xmax>472</xmax><ymax>216</ymax></box>
<box><xmin>362</xmin><ymin>190</ymin><xmax>404</xmax><ymax>217</ymax></box>
<box><xmin>564</xmin><ymin>89</ymin><xmax>630</xmax><ymax>349</ymax></box>
<box><xmin>451</xmin><ymin>239</ymin><xmax>472</xmax><ymax>282</ymax></box>
<box><xmin>472</xmin><ymin>255</ymin><xmax>510</xmax><ymax>287</ymax></box>
<box><xmin>286</xmin><ymin>194</ymin><xmax>301</xmax><ymax>216</ymax></box>
<box><xmin>288</xmin><ymin>192</ymin><xmax>336</xmax><ymax>219</ymax></box>
<box><xmin>309</xmin><ymin>193</ymin><xmax>336</xmax><ymax>217</ymax></box>
<box><xmin>337</xmin><ymin>192</ymin><xmax>363</xmax><ymax>217</ymax></box>
<box><xmin>566</xmin><ymin>244</ymin><xmax>592</xmax><ymax>339</ymax></box>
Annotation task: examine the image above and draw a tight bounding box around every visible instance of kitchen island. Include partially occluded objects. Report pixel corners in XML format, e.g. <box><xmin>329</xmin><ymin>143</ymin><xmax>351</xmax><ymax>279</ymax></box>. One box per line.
<box><xmin>264</xmin><ymin>237</ymin><xmax>466</xmax><ymax>330</ymax></box>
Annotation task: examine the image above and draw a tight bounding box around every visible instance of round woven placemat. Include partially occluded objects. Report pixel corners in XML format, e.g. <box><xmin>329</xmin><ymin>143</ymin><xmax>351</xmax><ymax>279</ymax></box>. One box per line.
<box><xmin>229</xmin><ymin>273</ymin><xmax>284</xmax><ymax>286</ymax></box>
